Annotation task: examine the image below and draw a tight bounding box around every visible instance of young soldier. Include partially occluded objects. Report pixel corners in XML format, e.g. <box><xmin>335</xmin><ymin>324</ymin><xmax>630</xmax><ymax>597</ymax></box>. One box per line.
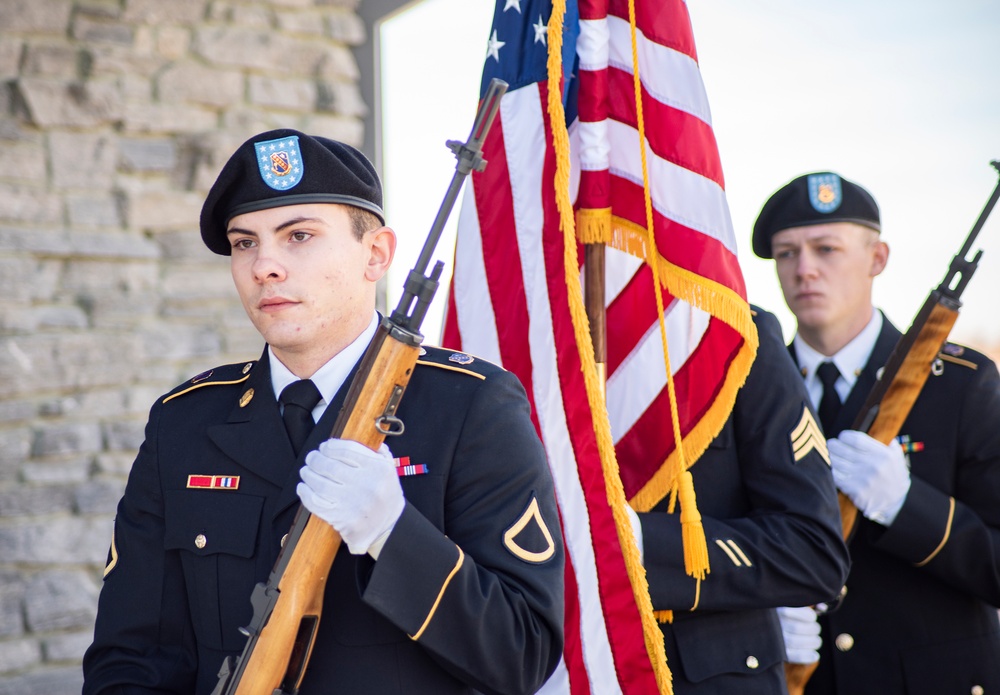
<box><xmin>83</xmin><ymin>130</ymin><xmax>564</xmax><ymax>694</ymax></box>
<box><xmin>757</xmin><ymin>172</ymin><xmax>1000</xmax><ymax>694</ymax></box>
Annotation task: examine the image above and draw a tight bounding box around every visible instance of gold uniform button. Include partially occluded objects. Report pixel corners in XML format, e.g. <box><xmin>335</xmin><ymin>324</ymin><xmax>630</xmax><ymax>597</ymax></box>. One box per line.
<box><xmin>971</xmin><ymin>686</ymin><xmax>984</xmax><ymax>695</ymax></box>
<box><xmin>195</xmin><ymin>534</ymin><xmax>207</xmax><ymax>549</ymax></box>
<box><xmin>835</xmin><ymin>633</ymin><xmax>854</xmax><ymax>652</ymax></box>
<box><xmin>745</xmin><ymin>655</ymin><xmax>759</xmax><ymax>669</ymax></box>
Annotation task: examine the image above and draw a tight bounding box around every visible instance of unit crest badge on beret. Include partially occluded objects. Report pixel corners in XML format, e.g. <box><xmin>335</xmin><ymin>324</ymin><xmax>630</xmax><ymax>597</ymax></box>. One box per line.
<box><xmin>808</xmin><ymin>173</ymin><xmax>843</xmax><ymax>214</ymax></box>
<box><xmin>255</xmin><ymin>136</ymin><xmax>304</xmax><ymax>191</ymax></box>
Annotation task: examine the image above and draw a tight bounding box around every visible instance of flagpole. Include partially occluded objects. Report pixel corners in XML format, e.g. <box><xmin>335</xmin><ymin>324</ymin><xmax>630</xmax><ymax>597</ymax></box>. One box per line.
<box><xmin>585</xmin><ymin>242</ymin><xmax>607</xmax><ymax>397</ymax></box>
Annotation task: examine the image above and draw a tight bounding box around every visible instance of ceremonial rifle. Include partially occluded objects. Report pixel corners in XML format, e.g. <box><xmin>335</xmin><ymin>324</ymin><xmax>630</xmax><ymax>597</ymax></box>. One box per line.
<box><xmin>210</xmin><ymin>78</ymin><xmax>508</xmax><ymax>695</ymax></box>
<box><xmin>785</xmin><ymin>159</ymin><xmax>1000</xmax><ymax>695</ymax></box>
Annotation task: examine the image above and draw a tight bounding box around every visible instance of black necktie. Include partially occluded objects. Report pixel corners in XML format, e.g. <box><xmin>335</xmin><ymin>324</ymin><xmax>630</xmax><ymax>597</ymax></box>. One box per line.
<box><xmin>816</xmin><ymin>361</ymin><xmax>842</xmax><ymax>435</ymax></box>
<box><xmin>279</xmin><ymin>379</ymin><xmax>322</xmax><ymax>455</ymax></box>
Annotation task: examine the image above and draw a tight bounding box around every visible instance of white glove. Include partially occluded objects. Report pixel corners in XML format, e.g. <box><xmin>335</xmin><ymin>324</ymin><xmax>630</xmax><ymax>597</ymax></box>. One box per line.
<box><xmin>623</xmin><ymin>503</ymin><xmax>644</xmax><ymax>566</ymax></box>
<box><xmin>777</xmin><ymin>606</ymin><xmax>821</xmax><ymax>664</ymax></box>
<box><xmin>297</xmin><ymin>439</ymin><xmax>405</xmax><ymax>559</ymax></box>
<box><xmin>829</xmin><ymin>430</ymin><xmax>911</xmax><ymax>526</ymax></box>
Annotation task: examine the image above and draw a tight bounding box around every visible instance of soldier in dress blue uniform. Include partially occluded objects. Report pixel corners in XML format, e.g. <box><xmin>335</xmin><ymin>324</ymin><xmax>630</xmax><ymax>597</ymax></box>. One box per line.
<box><xmin>627</xmin><ymin>305</ymin><xmax>851</xmax><ymax>693</ymax></box>
<box><xmin>756</xmin><ymin>172</ymin><xmax>1000</xmax><ymax>694</ymax></box>
<box><xmin>82</xmin><ymin>129</ymin><xmax>564</xmax><ymax>695</ymax></box>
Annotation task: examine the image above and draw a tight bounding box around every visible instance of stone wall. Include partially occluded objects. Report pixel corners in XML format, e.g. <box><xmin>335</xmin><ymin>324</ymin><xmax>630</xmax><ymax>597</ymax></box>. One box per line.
<box><xmin>0</xmin><ymin>1</ymin><xmax>368</xmax><ymax>691</ymax></box>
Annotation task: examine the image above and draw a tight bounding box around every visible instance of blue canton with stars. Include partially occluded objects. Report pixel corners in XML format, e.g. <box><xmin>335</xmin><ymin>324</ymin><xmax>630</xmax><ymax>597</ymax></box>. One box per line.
<box><xmin>254</xmin><ymin>135</ymin><xmax>304</xmax><ymax>191</ymax></box>
<box><xmin>479</xmin><ymin>0</ymin><xmax>579</xmax><ymax>123</ymax></box>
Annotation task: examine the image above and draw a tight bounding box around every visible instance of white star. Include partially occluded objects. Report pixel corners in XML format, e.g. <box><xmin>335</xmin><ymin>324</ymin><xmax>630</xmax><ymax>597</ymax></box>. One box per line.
<box><xmin>486</xmin><ymin>29</ymin><xmax>505</xmax><ymax>62</ymax></box>
<box><xmin>533</xmin><ymin>16</ymin><xmax>547</xmax><ymax>45</ymax></box>
<box><xmin>503</xmin><ymin>0</ymin><xmax>521</xmax><ymax>12</ymax></box>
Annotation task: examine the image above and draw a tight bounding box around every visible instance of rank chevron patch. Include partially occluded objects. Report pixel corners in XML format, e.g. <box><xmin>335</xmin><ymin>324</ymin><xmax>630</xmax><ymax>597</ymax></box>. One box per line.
<box><xmin>791</xmin><ymin>407</ymin><xmax>830</xmax><ymax>465</ymax></box>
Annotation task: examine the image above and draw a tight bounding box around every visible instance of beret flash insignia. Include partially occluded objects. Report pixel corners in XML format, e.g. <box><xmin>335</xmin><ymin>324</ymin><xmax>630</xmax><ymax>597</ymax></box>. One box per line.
<box><xmin>255</xmin><ymin>136</ymin><xmax>304</xmax><ymax>191</ymax></box>
<box><xmin>808</xmin><ymin>173</ymin><xmax>843</xmax><ymax>214</ymax></box>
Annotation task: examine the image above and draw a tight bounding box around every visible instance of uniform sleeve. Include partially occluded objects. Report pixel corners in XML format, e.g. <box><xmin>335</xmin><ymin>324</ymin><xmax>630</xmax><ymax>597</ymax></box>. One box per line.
<box><xmin>82</xmin><ymin>402</ymin><xmax>198</xmax><ymax>695</ymax></box>
<box><xmin>873</xmin><ymin>357</ymin><xmax>1000</xmax><ymax>605</ymax></box>
<box><xmin>360</xmin><ymin>369</ymin><xmax>565</xmax><ymax>695</ymax></box>
<box><xmin>641</xmin><ymin>310</ymin><xmax>850</xmax><ymax>612</ymax></box>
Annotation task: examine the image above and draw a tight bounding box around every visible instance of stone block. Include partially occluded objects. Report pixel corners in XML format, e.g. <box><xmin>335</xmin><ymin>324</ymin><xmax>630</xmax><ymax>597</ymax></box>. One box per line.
<box><xmin>0</xmin><ymin>667</ymin><xmax>84</xmax><ymax>695</ymax></box>
<box><xmin>42</xmin><ymin>631</ymin><xmax>93</xmax><ymax>663</ymax></box>
<box><xmin>21</xmin><ymin>44</ymin><xmax>83</xmax><ymax>79</ymax></box>
<box><xmin>122</xmin><ymin>0</ymin><xmax>209</xmax><ymax>25</ymax></box>
<box><xmin>297</xmin><ymin>113</ymin><xmax>363</xmax><ymax>148</ymax></box>
<box><xmin>93</xmin><ymin>452</ymin><xmax>136</xmax><ymax>477</ymax></box>
<box><xmin>0</xmin><ymin>516</ymin><xmax>111</xmax><ymax>563</ymax></box>
<box><xmin>277</xmin><ymin>10</ymin><xmax>326</xmax><ymax>36</ymax></box>
<box><xmin>248</xmin><ymin>74</ymin><xmax>317</xmax><ymax>111</ymax></box>
<box><xmin>24</xmin><ymin>571</ymin><xmax>100</xmax><ymax>633</ymax></box>
<box><xmin>103</xmin><ymin>420</ymin><xmax>145</xmax><ymax>453</ymax></box>
<box><xmin>118</xmin><ymin>137</ymin><xmax>177</xmax><ymax>172</ymax></box>
<box><xmin>67</xmin><ymin>195</ymin><xmax>122</xmax><ymax>228</ymax></box>
<box><xmin>325</xmin><ymin>11</ymin><xmax>366</xmax><ymax>45</ymax></box>
<box><xmin>88</xmin><ymin>44</ymin><xmax>166</xmax><ymax>78</ymax></box>
<box><xmin>71</xmin><ymin>13</ymin><xmax>135</xmax><ymax>46</ymax></box>
<box><xmin>0</xmin><ymin>140</ymin><xmax>46</xmax><ymax>184</ymax></box>
<box><xmin>158</xmin><ymin>62</ymin><xmax>243</xmax><ymax>108</ymax></box>
<box><xmin>0</xmin><ymin>41</ymin><xmax>22</xmax><ymax>81</ymax></box>
<box><xmin>66</xmin><ymin>230</ymin><xmax>160</xmax><ymax>259</ymax></box>
<box><xmin>0</xmin><ymin>185</ymin><xmax>62</xmax><ymax>226</ymax></box>
<box><xmin>0</xmin><ymin>429</ymin><xmax>31</xmax><ymax>481</ymax></box>
<box><xmin>160</xmin><ymin>263</ymin><xmax>234</xmax><ymax>300</ymax></box>
<box><xmin>0</xmin><ymin>305</ymin><xmax>90</xmax><ymax>333</ymax></box>
<box><xmin>122</xmin><ymin>101</ymin><xmax>217</xmax><ymax>134</ymax></box>
<box><xmin>140</xmin><ymin>325</ymin><xmax>222</xmax><ymax>360</ymax></box>
<box><xmin>0</xmin><ymin>638</ymin><xmax>39</xmax><ymax>675</ymax></box>
<box><xmin>0</xmin><ymin>258</ymin><xmax>55</xmax><ymax>303</ymax></box>
<box><xmin>0</xmin><ymin>1</ymin><xmax>73</xmax><ymax>33</ymax></box>
<box><xmin>0</xmin><ymin>572</ymin><xmax>25</xmax><ymax>637</ymax></box>
<box><xmin>229</xmin><ymin>5</ymin><xmax>275</xmax><ymax>28</ymax></box>
<box><xmin>74</xmin><ymin>479</ymin><xmax>125</xmax><ymax>515</ymax></box>
<box><xmin>0</xmin><ymin>484</ymin><xmax>75</xmax><ymax>518</ymax></box>
<box><xmin>194</xmin><ymin>28</ymin><xmax>346</xmax><ymax>76</ymax></box>
<box><xmin>156</xmin><ymin>26</ymin><xmax>192</xmax><ymax>60</ymax></box>
<box><xmin>32</xmin><ymin>422</ymin><xmax>103</xmax><ymax>458</ymax></box>
<box><xmin>49</xmin><ymin>131</ymin><xmax>118</xmax><ymax>190</ymax></box>
<box><xmin>61</xmin><ymin>257</ymin><xmax>158</xmax><ymax>294</ymax></box>
<box><xmin>0</xmin><ymin>402</ymin><xmax>35</xmax><ymax>425</ymax></box>
<box><xmin>126</xmin><ymin>190</ymin><xmax>204</xmax><ymax>231</ymax></box>
<box><xmin>15</xmin><ymin>78</ymin><xmax>123</xmax><ymax>129</ymax></box>
<box><xmin>317</xmin><ymin>80</ymin><xmax>368</xmax><ymax>117</ymax></box>
<box><xmin>21</xmin><ymin>459</ymin><xmax>92</xmax><ymax>485</ymax></box>
<box><xmin>315</xmin><ymin>45</ymin><xmax>360</xmax><ymax>81</ymax></box>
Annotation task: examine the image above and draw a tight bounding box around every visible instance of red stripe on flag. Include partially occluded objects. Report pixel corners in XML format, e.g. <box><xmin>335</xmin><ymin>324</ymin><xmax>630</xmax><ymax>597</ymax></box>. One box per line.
<box><xmin>609</xmin><ymin>0</ymin><xmax>698</xmax><ymax>63</ymax></box>
<box><xmin>607</xmin><ymin>66</ymin><xmax>724</xmax><ymax>188</ymax></box>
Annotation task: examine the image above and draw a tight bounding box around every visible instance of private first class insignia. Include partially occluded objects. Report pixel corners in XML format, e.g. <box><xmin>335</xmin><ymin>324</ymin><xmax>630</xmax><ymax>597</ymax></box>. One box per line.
<box><xmin>791</xmin><ymin>407</ymin><xmax>830</xmax><ymax>465</ymax></box>
<box><xmin>808</xmin><ymin>173</ymin><xmax>843</xmax><ymax>214</ymax></box>
<box><xmin>255</xmin><ymin>135</ymin><xmax>304</xmax><ymax>191</ymax></box>
<box><xmin>503</xmin><ymin>496</ymin><xmax>556</xmax><ymax>563</ymax></box>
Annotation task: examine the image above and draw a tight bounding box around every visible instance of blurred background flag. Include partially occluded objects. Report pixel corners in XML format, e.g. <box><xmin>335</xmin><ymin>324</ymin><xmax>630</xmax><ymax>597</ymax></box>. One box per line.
<box><xmin>442</xmin><ymin>0</ymin><xmax>756</xmax><ymax>692</ymax></box>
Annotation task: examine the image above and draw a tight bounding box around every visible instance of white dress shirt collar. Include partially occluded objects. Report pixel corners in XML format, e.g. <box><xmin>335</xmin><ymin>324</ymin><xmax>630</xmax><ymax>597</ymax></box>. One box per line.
<box><xmin>268</xmin><ymin>312</ymin><xmax>380</xmax><ymax>422</ymax></box>
<box><xmin>794</xmin><ymin>309</ymin><xmax>882</xmax><ymax>408</ymax></box>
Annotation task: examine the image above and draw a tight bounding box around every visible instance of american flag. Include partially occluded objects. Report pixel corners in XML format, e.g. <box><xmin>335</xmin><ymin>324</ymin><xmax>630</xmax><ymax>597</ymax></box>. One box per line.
<box><xmin>442</xmin><ymin>0</ymin><xmax>756</xmax><ymax>692</ymax></box>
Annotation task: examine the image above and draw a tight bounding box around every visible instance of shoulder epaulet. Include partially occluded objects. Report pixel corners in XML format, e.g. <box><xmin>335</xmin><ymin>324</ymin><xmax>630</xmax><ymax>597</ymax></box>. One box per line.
<box><xmin>938</xmin><ymin>343</ymin><xmax>978</xmax><ymax>370</ymax></box>
<box><xmin>162</xmin><ymin>361</ymin><xmax>257</xmax><ymax>403</ymax></box>
<box><xmin>415</xmin><ymin>347</ymin><xmax>500</xmax><ymax>381</ymax></box>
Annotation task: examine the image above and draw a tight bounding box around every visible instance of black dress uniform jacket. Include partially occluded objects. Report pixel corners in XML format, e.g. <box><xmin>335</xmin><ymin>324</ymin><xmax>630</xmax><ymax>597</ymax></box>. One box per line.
<box><xmin>83</xmin><ymin>345</ymin><xmax>564</xmax><ymax>695</ymax></box>
<box><xmin>797</xmin><ymin>315</ymin><xmax>1000</xmax><ymax>695</ymax></box>
<box><xmin>640</xmin><ymin>308</ymin><xmax>850</xmax><ymax>693</ymax></box>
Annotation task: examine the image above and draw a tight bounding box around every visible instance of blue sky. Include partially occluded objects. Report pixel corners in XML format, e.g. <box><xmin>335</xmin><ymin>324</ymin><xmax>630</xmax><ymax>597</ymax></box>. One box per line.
<box><xmin>380</xmin><ymin>0</ymin><xmax>1000</xmax><ymax>347</ymax></box>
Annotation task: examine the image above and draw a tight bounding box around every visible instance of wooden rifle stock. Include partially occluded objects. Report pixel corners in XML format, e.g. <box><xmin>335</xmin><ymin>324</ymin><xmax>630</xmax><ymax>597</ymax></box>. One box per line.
<box><xmin>211</xmin><ymin>79</ymin><xmax>508</xmax><ymax>695</ymax></box>
<box><xmin>785</xmin><ymin>161</ymin><xmax>1000</xmax><ymax>695</ymax></box>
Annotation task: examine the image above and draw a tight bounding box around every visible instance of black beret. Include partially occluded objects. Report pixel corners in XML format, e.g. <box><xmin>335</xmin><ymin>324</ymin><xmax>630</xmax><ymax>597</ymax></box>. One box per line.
<box><xmin>200</xmin><ymin>129</ymin><xmax>384</xmax><ymax>255</ymax></box>
<box><xmin>752</xmin><ymin>172</ymin><xmax>880</xmax><ymax>258</ymax></box>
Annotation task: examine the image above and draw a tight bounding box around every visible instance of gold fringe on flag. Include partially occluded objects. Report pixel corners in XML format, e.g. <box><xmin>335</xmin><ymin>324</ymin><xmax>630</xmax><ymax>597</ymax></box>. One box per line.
<box><xmin>547</xmin><ymin>3</ymin><xmax>672</xmax><ymax>694</ymax></box>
